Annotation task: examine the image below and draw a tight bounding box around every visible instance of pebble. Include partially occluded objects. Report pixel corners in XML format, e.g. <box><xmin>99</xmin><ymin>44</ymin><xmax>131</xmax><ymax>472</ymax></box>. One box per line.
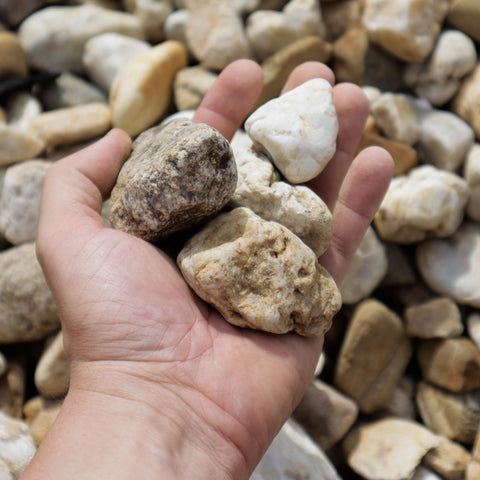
<box><xmin>178</xmin><ymin>207</ymin><xmax>341</xmax><ymax>336</ymax></box>
<box><xmin>467</xmin><ymin>313</ymin><xmax>480</xmax><ymax>351</ymax></box>
<box><xmin>0</xmin><ymin>159</ymin><xmax>51</xmax><ymax>245</ymax></box>
<box><xmin>0</xmin><ymin>242</ymin><xmax>59</xmax><ymax>343</ymax></box>
<box><xmin>447</xmin><ymin>0</ymin><xmax>480</xmax><ymax>42</ymax></box>
<box><xmin>23</xmin><ymin>396</ymin><xmax>62</xmax><ymax>446</ymax></box>
<box><xmin>293</xmin><ymin>379</ymin><xmax>358</xmax><ymax>451</ymax></box>
<box><xmin>34</xmin><ymin>331</ymin><xmax>69</xmax><ymax>399</ymax></box>
<box><xmin>374</xmin><ymin>165</ymin><xmax>469</xmax><ymax>244</ymax></box>
<box><xmin>322</xmin><ymin>0</ymin><xmax>361</xmax><ymax>42</ymax></box>
<box><xmin>229</xmin><ymin>145</ymin><xmax>333</xmax><ymax>257</ymax></box>
<box><xmin>37</xmin><ymin>72</ymin><xmax>107</xmax><ymax>110</ymax></box>
<box><xmin>340</xmin><ymin>226</ymin><xmax>387</xmax><ymax>305</ymax></box>
<box><xmin>343</xmin><ymin>417</ymin><xmax>440</xmax><ymax>480</ymax></box>
<box><xmin>412</xmin><ymin>466</ymin><xmax>443</xmax><ymax>480</ymax></box>
<box><xmin>124</xmin><ymin>0</ymin><xmax>172</xmax><ymax>44</ymax></box>
<box><xmin>245</xmin><ymin>78</ymin><xmax>338</xmax><ymax>184</ymax></box>
<box><xmin>5</xmin><ymin>92</ymin><xmax>42</xmax><ymax>132</ymax></box>
<box><xmin>110</xmin><ymin>118</ymin><xmax>236</xmax><ymax>241</ymax></box>
<box><xmin>163</xmin><ymin>9</ymin><xmax>189</xmax><ymax>45</ymax></box>
<box><xmin>252</xmin><ymin>419</ymin><xmax>341</xmax><ymax>480</ymax></box>
<box><xmin>28</xmin><ymin>103</ymin><xmax>112</xmax><ymax>150</ymax></box>
<box><xmin>0</xmin><ymin>353</ymin><xmax>5</xmax><ymax>378</ymax></box>
<box><xmin>417</xmin><ymin>338</ymin><xmax>480</xmax><ymax>393</ymax></box>
<box><xmin>464</xmin><ymin>144</ymin><xmax>480</xmax><ymax>221</ymax></box>
<box><xmin>416</xmin><ymin>105</ymin><xmax>475</xmax><ymax>172</ymax></box>
<box><xmin>451</xmin><ymin>64</ymin><xmax>480</xmax><ymax>140</ymax></box>
<box><xmin>333</xmin><ymin>299</ymin><xmax>412</xmax><ymax>414</ymax></box>
<box><xmin>416</xmin><ymin>381</ymin><xmax>480</xmax><ymax>444</ymax></box>
<box><xmin>417</xmin><ymin>222</ymin><xmax>480</xmax><ymax>308</ymax></box>
<box><xmin>246</xmin><ymin>0</ymin><xmax>325</xmax><ymax>61</ymax></box>
<box><xmin>185</xmin><ymin>0</ymin><xmax>252</xmax><ymax>71</ymax></box>
<box><xmin>0</xmin><ymin>411</ymin><xmax>36</xmax><ymax>478</ymax></box>
<box><xmin>0</xmin><ymin>31</ymin><xmax>28</xmax><ymax>79</ymax></box>
<box><xmin>362</xmin><ymin>0</ymin><xmax>449</xmax><ymax>62</ymax></box>
<box><xmin>83</xmin><ymin>33</ymin><xmax>150</xmax><ymax>93</ymax></box>
<box><xmin>404</xmin><ymin>30</ymin><xmax>477</xmax><ymax>106</ymax></box>
<box><xmin>111</xmin><ymin>40</ymin><xmax>188</xmax><ymax>137</ymax></box>
<box><xmin>173</xmin><ymin>65</ymin><xmax>218</xmax><ymax>111</ymax></box>
<box><xmin>0</xmin><ymin>124</ymin><xmax>45</xmax><ymax>166</ymax></box>
<box><xmin>371</xmin><ymin>93</ymin><xmax>419</xmax><ymax>146</ymax></box>
<box><xmin>254</xmin><ymin>36</ymin><xmax>332</xmax><ymax>110</ymax></box>
<box><xmin>0</xmin><ymin>359</ymin><xmax>26</xmax><ymax>418</ymax></box>
<box><xmin>467</xmin><ymin>428</ymin><xmax>480</xmax><ymax>480</ymax></box>
<box><xmin>18</xmin><ymin>4</ymin><xmax>146</xmax><ymax>73</ymax></box>
<box><xmin>385</xmin><ymin>376</ymin><xmax>417</xmax><ymax>420</ymax></box>
<box><xmin>405</xmin><ymin>297</ymin><xmax>464</xmax><ymax>339</ymax></box>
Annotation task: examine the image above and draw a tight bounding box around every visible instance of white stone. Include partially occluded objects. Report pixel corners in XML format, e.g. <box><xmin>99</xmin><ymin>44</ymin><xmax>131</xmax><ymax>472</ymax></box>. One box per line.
<box><xmin>246</xmin><ymin>0</ymin><xmax>325</xmax><ymax>61</ymax></box>
<box><xmin>362</xmin><ymin>85</ymin><xmax>382</xmax><ymax>106</ymax></box>
<box><xmin>252</xmin><ymin>419</ymin><xmax>341</xmax><ymax>480</ymax></box>
<box><xmin>245</xmin><ymin>78</ymin><xmax>338</xmax><ymax>184</ymax></box>
<box><xmin>5</xmin><ymin>92</ymin><xmax>42</xmax><ymax>132</ymax></box>
<box><xmin>18</xmin><ymin>4</ymin><xmax>146</xmax><ymax>74</ymax></box>
<box><xmin>374</xmin><ymin>165</ymin><xmax>469</xmax><ymax>244</ymax></box>
<box><xmin>417</xmin><ymin>222</ymin><xmax>480</xmax><ymax>308</ymax></box>
<box><xmin>0</xmin><ymin>159</ymin><xmax>51</xmax><ymax>245</ymax></box>
<box><xmin>415</xmin><ymin>102</ymin><xmax>475</xmax><ymax>172</ymax></box>
<box><xmin>463</xmin><ymin>144</ymin><xmax>480</xmax><ymax>221</ymax></box>
<box><xmin>340</xmin><ymin>226</ymin><xmax>387</xmax><ymax>304</ymax></box>
<box><xmin>412</xmin><ymin>466</ymin><xmax>443</xmax><ymax>480</ymax></box>
<box><xmin>163</xmin><ymin>8</ymin><xmax>189</xmax><ymax>45</ymax></box>
<box><xmin>467</xmin><ymin>313</ymin><xmax>480</xmax><ymax>351</ymax></box>
<box><xmin>405</xmin><ymin>30</ymin><xmax>477</xmax><ymax>106</ymax></box>
<box><xmin>371</xmin><ymin>93</ymin><xmax>419</xmax><ymax>145</ymax></box>
<box><xmin>83</xmin><ymin>33</ymin><xmax>150</xmax><ymax>93</ymax></box>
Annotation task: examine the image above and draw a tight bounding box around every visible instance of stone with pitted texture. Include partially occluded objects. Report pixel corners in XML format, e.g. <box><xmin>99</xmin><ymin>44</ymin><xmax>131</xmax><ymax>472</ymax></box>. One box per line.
<box><xmin>177</xmin><ymin>207</ymin><xmax>341</xmax><ymax>337</ymax></box>
<box><xmin>109</xmin><ymin>118</ymin><xmax>236</xmax><ymax>242</ymax></box>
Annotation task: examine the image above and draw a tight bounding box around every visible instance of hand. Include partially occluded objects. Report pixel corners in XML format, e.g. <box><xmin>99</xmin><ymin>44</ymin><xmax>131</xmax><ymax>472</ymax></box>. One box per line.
<box><xmin>24</xmin><ymin>60</ymin><xmax>393</xmax><ymax>480</ymax></box>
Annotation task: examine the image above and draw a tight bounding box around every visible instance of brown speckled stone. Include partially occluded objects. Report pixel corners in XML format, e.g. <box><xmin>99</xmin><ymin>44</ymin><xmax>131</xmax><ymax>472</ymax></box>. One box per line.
<box><xmin>109</xmin><ymin>118</ymin><xmax>237</xmax><ymax>242</ymax></box>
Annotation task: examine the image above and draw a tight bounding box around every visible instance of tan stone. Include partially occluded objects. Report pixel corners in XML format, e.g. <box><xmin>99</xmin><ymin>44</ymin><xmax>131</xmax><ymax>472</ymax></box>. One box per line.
<box><xmin>0</xmin><ymin>32</ymin><xmax>27</xmax><ymax>79</ymax></box>
<box><xmin>447</xmin><ymin>0</ymin><xmax>480</xmax><ymax>42</ymax></box>
<box><xmin>356</xmin><ymin>132</ymin><xmax>417</xmax><ymax>175</ymax></box>
<box><xmin>385</xmin><ymin>376</ymin><xmax>417</xmax><ymax>420</ymax></box>
<box><xmin>424</xmin><ymin>436</ymin><xmax>472</xmax><ymax>480</ymax></box>
<box><xmin>333</xmin><ymin>299</ymin><xmax>413</xmax><ymax>414</ymax></box>
<box><xmin>416</xmin><ymin>381</ymin><xmax>480</xmax><ymax>444</ymax></box>
<box><xmin>322</xmin><ymin>0</ymin><xmax>362</xmax><ymax>42</ymax></box>
<box><xmin>293</xmin><ymin>379</ymin><xmax>358</xmax><ymax>451</ymax></box>
<box><xmin>28</xmin><ymin>103</ymin><xmax>111</xmax><ymax>150</ymax></box>
<box><xmin>0</xmin><ymin>124</ymin><xmax>45</xmax><ymax>167</ymax></box>
<box><xmin>405</xmin><ymin>297</ymin><xmax>463</xmax><ymax>339</ymax></box>
<box><xmin>23</xmin><ymin>396</ymin><xmax>62</xmax><ymax>446</ymax></box>
<box><xmin>178</xmin><ymin>207</ymin><xmax>341</xmax><ymax>337</ymax></box>
<box><xmin>0</xmin><ymin>359</ymin><xmax>25</xmax><ymax>418</ymax></box>
<box><xmin>467</xmin><ymin>426</ymin><xmax>480</xmax><ymax>479</ymax></box>
<box><xmin>417</xmin><ymin>338</ymin><xmax>480</xmax><ymax>393</ymax></box>
<box><xmin>254</xmin><ymin>36</ymin><xmax>332</xmax><ymax>110</ymax></box>
<box><xmin>343</xmin><ymin>417</ymin><xmax>440</xmax><ymax>480</ymax></box>
<box><xmin>111</xmin><ymin>41</ymin><xmax>188</xmax><ymax>137</ymax></box>
<box><xmin>174</xmin><ymin>65</ymin><xmax>218</xmax><ymax>111</ymax></box>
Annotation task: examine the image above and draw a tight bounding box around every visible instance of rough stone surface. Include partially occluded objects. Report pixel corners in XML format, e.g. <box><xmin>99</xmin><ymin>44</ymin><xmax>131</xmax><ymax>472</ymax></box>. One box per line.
<box><xmin>246</xmin><ymin>0</ymin><xmax>325</xmax><ymax>61</ymax></box>
<box><xmin>0</xmin><ymin>242</ymin><xmax>59</xmax><ymax>343</ymax></box>
<box><xmin>0</xmin><ymin>124</ymin><xmax>45</xmax><ymax>167</ymax></box>
<box><xmin>343</xmin><ymin>417</ymin><xmax>440</xmax><ymax>480</ymax></box>
<box><xmin>245</xmin><ymin>78</ymin><xmax>338</xmax><ymax>184</ymax></box>
<box><xmin>110</xmin><ymin>118</ymin><xmax>236</xmax><ymax>242</ymax></box>
<box><xmin>333</xmin><ymin>299</ymin><xmax>412</xmax><ymax>414</ymax></box>
<box><xmin>174</xmin><ymin>65</ymin><xmax>218</xmax><ymax>111</ymax></box>
<box><xmin>417</xmin><ymin>222</ymin><xmax>480</xmax><ymax>308</ymax></box>
<box><xmin>0</xmin><ymin>159</ymin><xmax>51</xmax><ymax>245</ymax></box>
<box><xmin>405</xmin><ymin>297</ymin><xmax>463</xmax><ymax>339</ymax></box>
<box><xmin>374</xmin><ymin>165</ymin><xmax>469</xmax><ymax>244</ymax></box>
<box><xmin>362</xmin><ymin>0</ymin><xmax>449</xmax><ymax>62</ymax></box>
<box><xmin>0</xmin><ymin>31</ymin><xmax>27</xmax><ymax>79</ymax></box>
<box><xmin>178</xmin><ymin>207</ymin><xmax>341</xmax><ymax>336</ymax></box>
<box><xmin>18</xmin><ymin>4</ymin><xmax>145</xmax><ymax>73</ymax></box>
<box><xmin>82</xmin><ymin>32</ymin><xmax>150</xmax><ymax>93</ymax></box>
<box><xmin>111</xmin><ymin>40</ymin><xmax>188</xmax><ymax>137</ymax></box>
<box><xmin>340</xmin><ymin>226</ymin><xmax>387</xmax><ymax>305</ymax></box>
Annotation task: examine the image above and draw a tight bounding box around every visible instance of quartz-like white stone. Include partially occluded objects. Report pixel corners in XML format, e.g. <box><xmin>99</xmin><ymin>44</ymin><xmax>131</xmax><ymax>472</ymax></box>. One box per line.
<box><xmin>6</xmin><ymin>92</ymin><xmax>42</xmax><ymax>133</ymax></box>
<box><xmin>245</xmin><ymin>78</ymin><xmax>338</xmax><ymax>184</ymax></box>
<box><xmin>374</xmin><ymin>165</ymin><xmax>469</xmax><ymax>244</ymax></box>
<box><xmin>163</xmin><ymin>8</ymin><xmax>189</xmax><ymax>45</ymax></box>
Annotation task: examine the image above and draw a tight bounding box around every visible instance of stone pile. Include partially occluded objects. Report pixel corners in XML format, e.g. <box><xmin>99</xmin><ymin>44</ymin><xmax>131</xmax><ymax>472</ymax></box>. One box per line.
<box><xmin>0</xmin><ymin>0</ymin><xmax>480</xmax><ymax>478</ymax></box>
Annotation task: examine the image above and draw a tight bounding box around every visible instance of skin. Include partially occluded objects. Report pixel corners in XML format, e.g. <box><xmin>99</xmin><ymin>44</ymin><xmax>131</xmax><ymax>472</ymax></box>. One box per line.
<box><xmin>21</xmin><ymin>60</ymin><xmax>393</xmax><ymax>480</ymax></box>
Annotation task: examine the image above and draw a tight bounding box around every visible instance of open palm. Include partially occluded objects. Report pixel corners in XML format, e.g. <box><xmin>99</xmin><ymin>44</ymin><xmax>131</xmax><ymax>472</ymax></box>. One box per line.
<box><xmin>35</xmin><ymin>60</ymin><xmax>393</xmax><ymax>478</ymax></box>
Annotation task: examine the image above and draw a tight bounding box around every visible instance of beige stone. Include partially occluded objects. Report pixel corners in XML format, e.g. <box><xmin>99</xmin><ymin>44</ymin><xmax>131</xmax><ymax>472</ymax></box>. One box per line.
<box><xmin>0</xmin><ymin>359</ymin><xmax>25</xmax><ymax>418</ymax></box>
<box><xmin>333</xmin><ymin>299</ymin><xmax>412</xmax><ymax>414</ymax></box>
<box><xmin>5</xmin><ymin>92</ymin><xmax>42</xmax><ymax>132</ymax></box>
<box><xmin>424</xmin><ymin>435</ymin><xmax>472</xmax><ymax>480</ymax></box>
<box><xmin>0</xmin><ymin>124</ymin><xmax>45</xmax><ymax>166</ymax></box>
<box><xmin>464</xmin><ymin>144</ymin><xmax>480</xmax><ymax>221</ymax></box>
<box><xmin>467</xmin><ymin>313</ymin><xmax>480</xmax><ymax>351</ymax></box>
<box><xmin>174</xmin><ymin>65</ymin><xmax>218</xmax><ymax>111</ymax></box>
<box><xmin>467</xmin><ymin>425</ymin><xmax>480</xmax><ymax>479</ymax></box>
<box><xmin>124</xmin><ymin>0</ymin><xmax>172</xmax><ymax>43</ymax></box>
<box><xmin>178</xmin><ymin>207</ymin><xmax>341</xmax><ymax>337</ymax></box>
<box><xmin>163</xmin><ymin>8</ymin><xmax>189</xmax><ymax>46</ymax></box>
<box><xmin>416</xmin><ymin>381</ymin><xmax>480</xmax><ymax>444</ymax></box>
<box><xmin>417</xmin><ymin>338</ymin><xmax>480</xmax><ymax>393</ymax></box>
<box><xmin>385</xmin><ymin>376</ymin><xmax>417</xmax><ymax>420</ymax></box>
<box><xmin>254</xmin><ymin>36</ymin><xmax>332</xmax><ymax>110</ymax></box>
<box><xmin>343</xmin><ymin>417</ymin><xmax>440</xmax><ymax>480</ymax></box>
<box><xmin>322</xmin><ymin>0</ymin><xmax>362</xmax><ymax>42</ymax></box>
<box><xmin>111</xmin><ymin>41</ymin><xmax>188</xmax><ymax>137</ymax></box>
<box><xmin>0</xmin><ymin>32</ymin><xmax>27</xmax><ymax>79</ymax></box>
<box><xmin>447</xmin><ymin>0</ymin><xmax>480</xmax><ymax>42</ymax></box>
<box><xmin>405</xmin><ymin>297</ymin><xmax>463</xmax><ymax>339</ymax></box>
<box><xmin>362</xmin><ymin>0</ymin><xmax>449</xmax><ymax>62</ymax></box>
<box><xmin>23</xmin><ymin>396</ymin><xmax>62</xmax><ymax>446</ymax></box>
